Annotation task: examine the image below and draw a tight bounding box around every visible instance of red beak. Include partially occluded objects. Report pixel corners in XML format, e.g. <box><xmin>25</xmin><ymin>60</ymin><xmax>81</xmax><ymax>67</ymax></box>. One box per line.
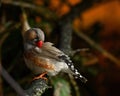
<box><xmin>36</xmin><ymin>40</ymin><xmax>43</xmax><ymax>48</ymax></box>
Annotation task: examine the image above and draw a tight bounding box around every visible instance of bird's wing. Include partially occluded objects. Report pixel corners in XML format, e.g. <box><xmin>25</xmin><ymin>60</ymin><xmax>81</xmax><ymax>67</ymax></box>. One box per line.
<box><xmin>42</xmin><ymin>42</ymin><xmax>63</xmax><ymax>54</ymax></box>
<box><xmin>40</xmin><ymin>42</ymin><xmax>87</xmax><ymax>83</ymax></box>
<box><xmin>41</xmin><ymin>42</ymin><xmax>64</xmax><ymax>60</ymax></box>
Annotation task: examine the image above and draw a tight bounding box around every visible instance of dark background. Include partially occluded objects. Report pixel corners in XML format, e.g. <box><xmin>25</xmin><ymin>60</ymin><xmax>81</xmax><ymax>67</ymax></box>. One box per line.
<box><xmin>0</xmin><ymin>0</ymin><xmax>120</xmax><ymax>96</ymax></box>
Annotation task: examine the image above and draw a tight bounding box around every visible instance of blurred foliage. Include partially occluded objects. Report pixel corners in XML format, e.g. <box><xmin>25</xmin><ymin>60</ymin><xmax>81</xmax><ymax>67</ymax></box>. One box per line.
<box><xmin>0</xmin><ymin>0</ymin><xmax>120</xmax><ymax>96</ymax></box>
<box><xmin>51</xmin><ymin>77</ymin><xmax>71</xmax><ymax>96</ymax></box>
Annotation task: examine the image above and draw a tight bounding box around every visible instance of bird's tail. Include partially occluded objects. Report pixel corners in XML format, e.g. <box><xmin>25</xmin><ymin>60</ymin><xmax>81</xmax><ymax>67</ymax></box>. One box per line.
<box><xmin>74</xmin><ymin>71</ymin><xmax>88</xmax><ymax>83</ymax></box>
<box><xmin>58</xmin><ymin>55</ymin><xmax>87</xmax><ymax>83</ymax></box>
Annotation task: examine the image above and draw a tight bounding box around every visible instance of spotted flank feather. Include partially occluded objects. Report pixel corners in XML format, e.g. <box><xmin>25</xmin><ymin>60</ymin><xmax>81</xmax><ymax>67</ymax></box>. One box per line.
<box><xmin>58</xmin><ymin>55</ymin><xmax>87</xmax><ymax>83</ymax></box>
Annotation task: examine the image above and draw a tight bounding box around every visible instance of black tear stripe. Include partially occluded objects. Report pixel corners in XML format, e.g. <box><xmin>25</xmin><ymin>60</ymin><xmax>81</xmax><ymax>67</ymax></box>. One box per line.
<box><xmin>58</xmin><ymin>55</ymin><xmax>87</xmax><ymax>83</ymax></box>
<box><xmin>32</xmin><ymin>28</ymin><xmax>40</xmax><ymax>41</ymax></box>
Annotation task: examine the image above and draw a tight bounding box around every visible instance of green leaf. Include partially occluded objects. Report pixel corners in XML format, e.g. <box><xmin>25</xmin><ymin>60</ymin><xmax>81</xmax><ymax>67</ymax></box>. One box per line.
<box><xmin>51</xmin><ymin>77</ymin><xmax>71</xmax><ymax>96</ymax></box>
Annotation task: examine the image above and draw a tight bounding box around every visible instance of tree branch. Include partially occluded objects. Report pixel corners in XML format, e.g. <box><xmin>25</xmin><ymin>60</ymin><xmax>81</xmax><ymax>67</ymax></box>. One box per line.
<box><xmin>2</xmin><ymin>0</ymin><xmax>56</xmax><ymax>20</ymax></box>
<box><xmin>26</xmin><ymin>79</ymin><xmax>49</xmax><ymax>96</ymax></box>
<box><xmin>59</xmin><ymin>18</ymin><xmax>72</xmax><ymax>55</ymax></box>
<box><xmin>0</xmin><ymin>65</ymin><xmax>27</xmax><ymax>96</ymax></box>
<box><xmin>74</xmin><ymin>28</ymin><xmax>120</xmax><ymax>67</ymax></box>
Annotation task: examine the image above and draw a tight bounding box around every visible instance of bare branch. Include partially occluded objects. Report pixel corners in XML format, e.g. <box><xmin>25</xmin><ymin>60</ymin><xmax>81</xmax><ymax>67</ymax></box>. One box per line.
<box><xmin>0</xmin><ymin>66</ymin><xmax>27</xmax><ymax>96</ymax></box>
<box><xmin>26</xmin><ymin>79</ymin><xmax>49</xmax><ymax>96</ymax></box>
<box><xmin>2</xmin><ymin>0</ymin><xmax>56</xmax><ymax>20</ymax></box>
<box><xmin>59</xmin><ymin>18</ymin><xmax>72</xmax><ymax>55</ymax></box>
<box><xmin>74</xmin><ymin>29</ymin><xmax>120</xmax><ymax>67</ymax></box>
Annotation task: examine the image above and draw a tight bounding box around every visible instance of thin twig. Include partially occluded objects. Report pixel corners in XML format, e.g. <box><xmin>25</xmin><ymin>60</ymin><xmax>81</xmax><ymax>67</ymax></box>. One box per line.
<box><xmin>70</xmin><ymin>48</ymin><xmax>89</xmax><ymax>56</ymax></box>
<box><xmin>2</xmin><ymin>0</ymin><xmax>56</xmax><ymax>20</ymax></box>
<box><xmin>0</xmin><ymin>21</ymin><xmax>13</xmax><ymax>96</ymax></box>
<box><xmin>0</xmin><ymin>20</ymin><xmax>26</xmax><ymax>96</ymax></box>
<box><xmin>21</xmin><ymin>10</ymin><xmax>30</xmax><ymax>36</ymax></box>
<box><xmin>74</xmin><ymin>29</ymin><xmax>120</xmax><ymax>67</ymax></box>
<box><xmin>0</xmin><ymin>65</ymin><xmax>27</xmax><ymax>96</ymax></box>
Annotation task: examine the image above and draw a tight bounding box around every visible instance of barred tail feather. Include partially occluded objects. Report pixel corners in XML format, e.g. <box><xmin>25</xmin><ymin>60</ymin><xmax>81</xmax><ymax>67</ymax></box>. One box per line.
<box><xmin>74</xmin><ymin>69</ymin><xmax>88</xmax><ymax>83</ymax></box>
<box><xmin>58</xmin><ymin>55</ymin><xmax>87</xmax><ymax>83</ymax></box>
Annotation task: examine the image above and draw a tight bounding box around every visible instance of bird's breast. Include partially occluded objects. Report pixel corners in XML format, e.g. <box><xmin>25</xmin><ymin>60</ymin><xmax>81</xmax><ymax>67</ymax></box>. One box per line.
<box><xmin>24</xmin><ymin>51</ymin><xmax>68</xmax><ymax>76</ymax></box>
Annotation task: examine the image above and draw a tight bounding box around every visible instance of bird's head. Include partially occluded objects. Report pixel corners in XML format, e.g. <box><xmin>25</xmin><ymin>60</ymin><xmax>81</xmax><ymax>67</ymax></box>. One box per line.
<box><xmin>23</xmin><ymin>28</ymin><xmax>45</xmax><ymax>48</ymax></box>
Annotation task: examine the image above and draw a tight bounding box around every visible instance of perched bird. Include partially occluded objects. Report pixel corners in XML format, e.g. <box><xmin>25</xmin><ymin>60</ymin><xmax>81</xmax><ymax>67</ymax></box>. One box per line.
<box><xmin>23</xmin><ymin>28</ymin><xmax>87</xmax><ymax>83</ymax></box>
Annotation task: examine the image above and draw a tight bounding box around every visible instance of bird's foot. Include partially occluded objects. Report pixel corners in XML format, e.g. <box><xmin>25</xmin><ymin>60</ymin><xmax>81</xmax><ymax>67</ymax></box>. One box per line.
<box><xmin>33</xmin><ymin>72</ymin><xmax>48</xmax><ymax>81</ymax></box>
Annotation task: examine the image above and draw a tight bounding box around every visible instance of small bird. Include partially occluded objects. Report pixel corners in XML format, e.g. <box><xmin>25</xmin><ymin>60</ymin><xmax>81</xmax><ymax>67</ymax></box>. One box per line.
<box><xmin>23</xmin><ymin>28</ymin><xmax>87</xmax><ymax>83</ymax></box>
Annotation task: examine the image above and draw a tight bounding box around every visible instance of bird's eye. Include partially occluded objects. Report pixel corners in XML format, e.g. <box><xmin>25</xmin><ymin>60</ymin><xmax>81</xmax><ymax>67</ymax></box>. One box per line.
<box><xmin>33</xmin><ymin>35</ymin><xmax>39</xmax><ymax>42</ymax></box>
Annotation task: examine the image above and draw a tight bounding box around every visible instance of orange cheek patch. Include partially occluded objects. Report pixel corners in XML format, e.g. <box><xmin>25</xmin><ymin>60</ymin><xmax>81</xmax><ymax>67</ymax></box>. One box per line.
<box><xmin>28</xmin><ymin>31</ymin><xmax>37</xmax><ymax>40</ymax></box>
